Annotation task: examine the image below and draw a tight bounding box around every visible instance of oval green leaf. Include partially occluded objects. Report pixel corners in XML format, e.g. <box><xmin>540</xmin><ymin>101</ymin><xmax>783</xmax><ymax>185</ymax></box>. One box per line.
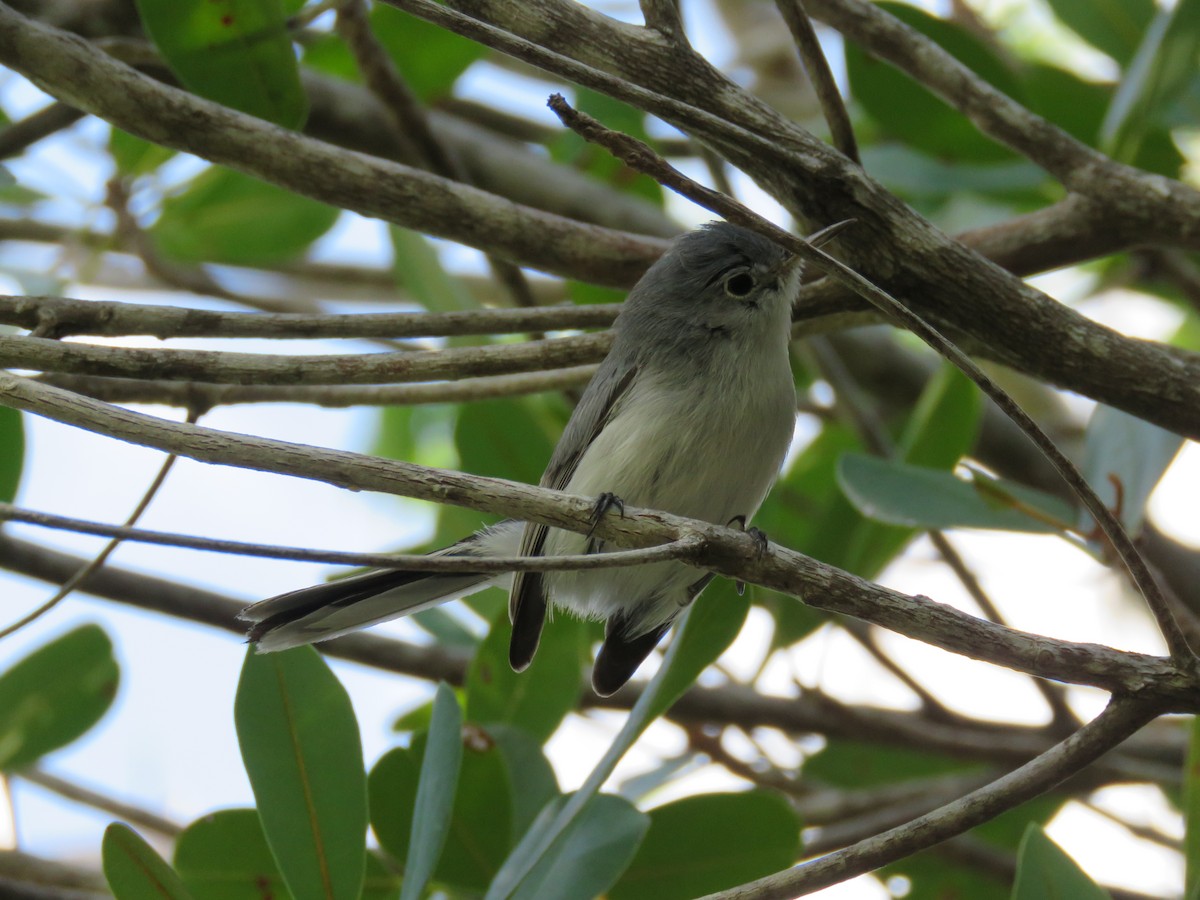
<box><xmin>609</xmin><ymin>791</ymin><xmax>800</xmax><ymax>900</ymax></box>
<box><xmin>103</xmin><ymin>822</ymin><xmax>193</xmax><ymax>900</ymax></box>
<box><xmin>175</xmin><ymin>808</ymin><xmax>400</xmax><ymax>900</ymax></box>
<box><xmin>134</xmin><ymin>0</ymin><xmax>306</xmax><ymax>128</ymax></box>
<box><xmin>509</xmin><ymin>793</ymin><xmax>649</xmax><ymax>900</ymax></box>
<box><xmin>465</xmin><ymin>607</ymin><xmax>585</xmax><ymax>744</ymax></box>
<box><xmin>370</xmin><ymin>729</ymin><xmax>514</xmax><ymax>892</ymax></box>
<box><xmin>1012</xmin><ymin>823</ymin><xmax>1110</xmax><ymax>900</ymax></box>
<box><xmin>837</xmin><ymin>453</ymin><xmax>1075</xmax><ymax>534</ymax></box>
<box><xmin>0</xmin><ymin>624</ymin><xmax>119</xmax><ymax>771</ymax></box>
<box><xmin>234</xmin><ymin>647</ymin><xmax>367</xmax><ymax>900</ymax></box>
<box><xmin>150</xmin><ymin>166</ymin><xmax>339</xmax><ymax>266</ymax></box>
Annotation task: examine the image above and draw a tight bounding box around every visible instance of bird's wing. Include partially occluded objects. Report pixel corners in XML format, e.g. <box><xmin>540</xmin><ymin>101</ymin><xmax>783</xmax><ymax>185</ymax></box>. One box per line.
<box><xmin>507</xmin><ymin>356</ymin><xmax>639</xmax><ymax>670</ymax></box>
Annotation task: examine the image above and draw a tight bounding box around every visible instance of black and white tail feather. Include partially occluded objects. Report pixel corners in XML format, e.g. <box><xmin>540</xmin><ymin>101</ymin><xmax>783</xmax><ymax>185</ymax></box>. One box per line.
<box><xmin>240</xmin><ymin>222</ymin><xmax>802</xmax><ymax>697</ymax></box>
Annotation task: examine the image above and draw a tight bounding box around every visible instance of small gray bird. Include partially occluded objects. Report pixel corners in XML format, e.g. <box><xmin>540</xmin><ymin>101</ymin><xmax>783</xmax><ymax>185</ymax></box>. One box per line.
<box><xmin>240</xmin><ymin>222</ymin><xmax>801</xmax><ymax>696</ymax></box>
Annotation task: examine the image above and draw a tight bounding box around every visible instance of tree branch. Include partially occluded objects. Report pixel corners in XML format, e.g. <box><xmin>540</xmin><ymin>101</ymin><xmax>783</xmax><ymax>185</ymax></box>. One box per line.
<box><xmin>1</xmin><ymin>373</ymin><xmax>1196</xmax><ymax>707</ymax></box>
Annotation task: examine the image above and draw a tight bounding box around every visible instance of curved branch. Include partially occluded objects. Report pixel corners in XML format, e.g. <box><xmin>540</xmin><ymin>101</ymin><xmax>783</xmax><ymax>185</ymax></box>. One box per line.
<box><xmin>701</xmin><ymin>697</ymin><xmax>1158</xmax><ymax>899</ymax></box>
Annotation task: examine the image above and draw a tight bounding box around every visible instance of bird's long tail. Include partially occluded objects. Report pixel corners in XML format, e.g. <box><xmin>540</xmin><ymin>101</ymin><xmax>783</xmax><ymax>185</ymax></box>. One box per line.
<box><xmin>238</xmin><ymin>523</ymin><xmax>517</xmax><ymax>651</ymax></box>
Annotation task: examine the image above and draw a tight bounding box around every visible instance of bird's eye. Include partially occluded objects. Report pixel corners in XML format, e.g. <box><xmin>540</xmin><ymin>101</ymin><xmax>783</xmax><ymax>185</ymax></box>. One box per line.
<box><xmin>724</xmin><ymin>271</ymin><xmax>755</xmax><ymax>298</ymax></box>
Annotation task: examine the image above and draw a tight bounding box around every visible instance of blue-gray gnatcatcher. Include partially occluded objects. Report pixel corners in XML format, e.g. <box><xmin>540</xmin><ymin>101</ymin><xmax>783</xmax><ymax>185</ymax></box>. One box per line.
<box><xmin>240</xmin><ymin>222</ymin><xmax>801</xmax><ymax>696</ymax></box>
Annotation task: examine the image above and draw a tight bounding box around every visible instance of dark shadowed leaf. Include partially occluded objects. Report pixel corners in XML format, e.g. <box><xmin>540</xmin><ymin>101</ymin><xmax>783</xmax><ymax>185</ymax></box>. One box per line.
<box><xmin>1102</xmin><ymin>0</ymin><xmax>1200</xmax><ymax>164</ymax></box>
<box><xmin>845</xmin><ymin>3</ymin><xmax>1023</xmax><ymax>162</ymax></box>
<box><xmin>508</xmin><ymin>793</ymin><xmax>649</xmax><ymax>900</ymax></box>
<box><xmin>0</xmin><ymin>624</ymin><xmax>119</xmax><ymax>771</ymax></box>
<box><xmin>134</xmin><ymin>0</ymin><xmax>306</xmax><ymax>127</ymax></box>
<box><xmin>1013</xmin><ymin>824</ymin><xmax>1110</xmax><ymax>899</ymax></box>
<box><xmin>174</xmin><ymin>808</ymin><xmax>399</xmax><ymax>900</ymax></box>
<box><xmin>400</xmin><ymin>683</ymin><xmax>463</xmax><ymax>900</ymax></box>
<box><xmin>103</xmin><ymin>822</ymin><xmax>192</xmax><ymax>900</ymax></box>
<box><xmin>466</xmin><ymin>607</ymin><xmax>586</xmax><ymax>744</ymax></box>
<box><xmin>1185</xmin><ymin>716</ymin><xmax>1200</xmax><ymax>896</ymax></box>
<box><xmin>150</xmin><ymin>166</ymin><xmax>339</xmax><ymax>266</ymax></box>
<box><xmin>487</xmin><ymin>723</ymin><xmax>561</xmax><ymax>838</ymax></box>
<box><xmin>0</xmin><ymin>404</ymin><xmax>23</xmax><ymax>503</ymax></box>
<box><xmin>234</xmin><ymin>647</ymin><xmax>367</xmax><ymax>900</ymax></box>
<box><xmin>609</xmin><ymin>791</ymin><xmax>800</xmax><ymax>900</ymax></box>
<box><xmin>370</xmin><ymin>729</ymin><xmax>514</xmax><ymax>892</ymax></box>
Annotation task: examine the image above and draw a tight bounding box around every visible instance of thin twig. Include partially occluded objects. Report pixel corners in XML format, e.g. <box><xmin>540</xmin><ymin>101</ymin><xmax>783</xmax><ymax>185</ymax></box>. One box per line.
<box><xmin>0</xmin><ymin>100</ymin><xmax>84</xmax><ymax>158</ymax></box>
<box><xmin>0</xmin><ymin>294</ymin><xmax>620</xmax><ymax>340</ymax></box>
<box><xmin>36</xmin><ymin>366</ymin><xmax>598</xmax><ymax>409</ymax></box>
<box><xmin>773</xmin><ymin>0</ymin><xmax>859</xmax><ymax>162</ymax></box>
<box><xmin>18</xmin><ymin>769</ymin><xmax>182</xmax><ymax>839</ymax></box>
<box><xmin>0</xmin><ymin>331</ymin><xmax>612</xmax><ymax>385</ymax></box>
<box><xmin>0</xmin><ymin>412</ymin><xmax>191</xmax><ymax>640</ymax></box>
<box><xmin>546</xmin><ymin>93</ymin><xmax>1195</xmax><ymax>668</ymax></box>
<box><xmin>0</xmin><ymin>501</ymin><xmax>705</xmax><ymax>574</ymax></box>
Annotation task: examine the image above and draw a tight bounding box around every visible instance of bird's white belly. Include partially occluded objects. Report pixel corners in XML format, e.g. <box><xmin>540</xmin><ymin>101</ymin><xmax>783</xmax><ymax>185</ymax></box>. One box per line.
<box><xmin>543</xmin><ymin>364</ymin><xmax>795</xmax><ymax>631</ymax></box>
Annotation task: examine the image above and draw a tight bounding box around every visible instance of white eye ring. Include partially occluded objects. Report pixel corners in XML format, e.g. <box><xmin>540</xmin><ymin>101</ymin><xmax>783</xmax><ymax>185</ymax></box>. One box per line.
<box><xmin>724</xmin><ymin>271</ymin><xmax>756</xmax><ymax>298</ymax></box>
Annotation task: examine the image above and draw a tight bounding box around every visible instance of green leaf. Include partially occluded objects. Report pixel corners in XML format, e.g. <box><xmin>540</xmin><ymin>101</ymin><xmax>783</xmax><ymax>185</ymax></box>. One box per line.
<box><xmin>457</xmin><ymin>397</ymin><xmax>558</xmax><ymax>488</ymax></box>
<box><xmin>485</xmin><ymin>589</ymin><xmax>746</xmax><ymax>900</ymax></box>
<box><xmin>465</xmin><ymin>607</ymin><xmax>586</xmax><ymax>744</ymax></box>
<box><xmin>487</xmin><ymin>723</ymin><xmax>561</xmax><ymax>838</ymax></box>
<box><xmin>110</xmin><ymin>128</ymin><xmax>175</xmax><ymax>177</ymax></box>
<box><xmin>134</xmin><ymin>0</ymin><xmax>306</xmax><ymax>127</ymax></box>
<box><xmin>389</xmin><ymin>227</ymin><xmax>476</xmax><ymax>312</ymax></box>
<box><xmin>1185</xmin><ymin>716</ymin><xmax>1200</xmax><ymax>896</ymax></box>
<box><xmin>0</xmin><ymin>624</ymin><xmax>119</xmax><ymax>770</ymax></box>
<box><xmin>1044</xmin><ymin>0</ymin><xmax>1156</xmax><ymax>64</ymax></box>
<box><xmin>837</xmin><ymin>454</ymin><xmax>1075</xmax><ymax>534</ymax></box>
<box><xmin>804</xmin><ymin>739</ymin><xmax>977</xmax><ymax>788</ymax></box>
<box><xmin>0</xmin><ymin>404</ymin><xmax>23</xmax><ymax>504</ymax></box>
<box><xmin>174</xmin><ymin>808</ymin><xmax>400</xmax><ymax>900</ymax></box>
<box><xmin>1012</xmin><ymin>824</ymin><xmax>1110</xmax><ymax>899</ymax></box>
<box><xmin>839</xmin><ymin>364</ymin><xmax>983</xmax><ymax>577</ymax></box>
<box><xmin>1101</xmin><ymin>0</ymin><xmax>1200</xmax><ymax>164</ymax></box>
<box><xmin>609</xmin><ymin>791</ymin><xmax>799</xmax><ymax>900</ymax></box>
<box><xmin>646</xmin><ymin>581</ymin><xmax>748</xmax><ymax>723</ymax></box>
<box><xmin>509</xmin><ymin>793</ymin><xmax>649</xmax><ymax>900</ymax></box>
<box><xmin>369</xmin><ymin>5</ymin><xmax>488</xmax><ymax>101</ymax></box>
<box><xmin>1079</xmin><ymin>404</ymin><xmax>1183</xmax><ymax>537</ymax></box>
<box><xmin>409</xmin><ymin>607</ymin><xmax>480</xmax><ymax>649</ymax></box>
<box><xmin>400</xmin><ymin>684</ymin><xmax>464</xmax><ymax>900</ymax></box>
<box><xmin>845</xmin><ymin>3</ymin><xmax>1023</xmax><ymax>162</ymax></box>
<box><xmin>370</xmin><ymin>729</ymin><xmax>514</xmax><ymax>892</ymax></box>
<box><xmin>234</xmin><ymin>647</ymin><xmax>367</xmax><ymax>900</ymax></box>
<box><xmin>103</xmin><ymin>823</ymin><xmax>193</xmax><ymax>900</ymax></box>
<box><xmin>150</xmin><ymin>166</ymin><xmax>339</xmax><ymax>266</ymax></box>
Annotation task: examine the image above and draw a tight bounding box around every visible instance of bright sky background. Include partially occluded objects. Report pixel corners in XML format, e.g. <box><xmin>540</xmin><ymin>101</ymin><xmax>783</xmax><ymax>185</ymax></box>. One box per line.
<box><xmin>0</xmin><ymin>1</ymin><xmax>1196</xmax><ymax>897</ymax></box>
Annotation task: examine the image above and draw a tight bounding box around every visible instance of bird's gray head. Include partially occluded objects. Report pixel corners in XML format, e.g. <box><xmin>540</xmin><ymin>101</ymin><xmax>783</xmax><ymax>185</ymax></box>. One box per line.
<box><xmin>617</xmin><ymin>222</ymin><xmax>801</xmax><ymax>354</ymax></box>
